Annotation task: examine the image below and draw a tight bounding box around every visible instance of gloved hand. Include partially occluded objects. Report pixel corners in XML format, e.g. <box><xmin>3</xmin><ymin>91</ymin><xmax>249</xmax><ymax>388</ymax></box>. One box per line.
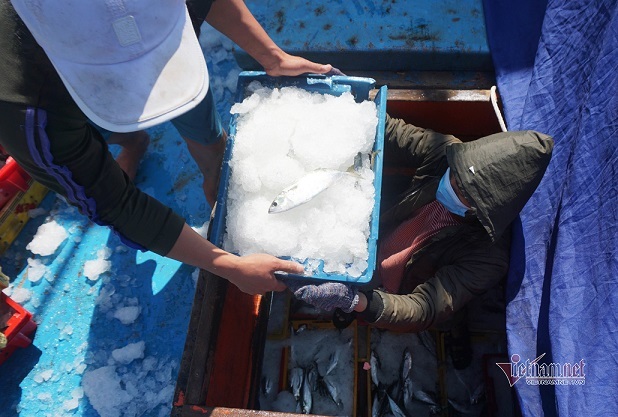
<box><xmin>286</xmin><ymin>281</ymin><xmax>359</xmax><ymax>313</ymax></box>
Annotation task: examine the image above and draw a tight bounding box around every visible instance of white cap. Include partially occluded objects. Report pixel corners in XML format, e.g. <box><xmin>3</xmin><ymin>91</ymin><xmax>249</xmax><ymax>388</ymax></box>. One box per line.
<box><xmin>11</xmin><ymin>0</ymin><xmax>209</xmax><ymax>132</ymax></box>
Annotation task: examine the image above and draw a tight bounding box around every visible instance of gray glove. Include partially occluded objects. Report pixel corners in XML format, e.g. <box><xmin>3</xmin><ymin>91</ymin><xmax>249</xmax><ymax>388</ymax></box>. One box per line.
<box><xmin>286</xmin><ymin>281</ymin><xmax>359</xmax><ymax>313</ymax></box>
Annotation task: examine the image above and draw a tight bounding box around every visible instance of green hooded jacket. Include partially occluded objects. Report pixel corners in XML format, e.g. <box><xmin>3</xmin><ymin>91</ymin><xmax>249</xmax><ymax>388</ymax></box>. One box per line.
<box><xmin>358</xmin><ymin>115</ymin><xmax>554</xmax><ymax>332</ymax></box>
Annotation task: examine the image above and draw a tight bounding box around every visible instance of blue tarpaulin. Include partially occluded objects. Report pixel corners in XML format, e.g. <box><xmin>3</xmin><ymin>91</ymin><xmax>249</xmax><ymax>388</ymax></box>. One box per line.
<box><xmin>483</xmin><ymin>0</ymin><xmax>617</xmax><ymax>416</ymax></box>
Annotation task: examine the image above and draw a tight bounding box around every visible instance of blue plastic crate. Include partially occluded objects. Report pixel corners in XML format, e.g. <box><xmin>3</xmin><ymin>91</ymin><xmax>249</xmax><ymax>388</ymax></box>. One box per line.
<box><xmin>210</xmin><ymin>71</ymin><xmax>387</xmax><ymax>284</ymax></box>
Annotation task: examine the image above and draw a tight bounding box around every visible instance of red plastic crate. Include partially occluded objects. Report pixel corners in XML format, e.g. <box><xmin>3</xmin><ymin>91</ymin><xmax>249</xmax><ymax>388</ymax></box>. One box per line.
<box><xmin>0</xmin><ymin>292</ymin><xmax>37</xmax><ymax>366</ymax></box>
<box><xmin>0</xmin><ymin>157</ymin><xmax>31</xmax><ymax>211</ymax></box>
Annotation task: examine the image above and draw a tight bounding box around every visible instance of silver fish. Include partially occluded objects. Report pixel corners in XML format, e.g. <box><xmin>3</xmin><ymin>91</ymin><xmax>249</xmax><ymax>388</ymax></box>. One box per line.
<box><xmin>302</xmin><ymin>366</ymin><xmax>318</xmax><ymax>414</ymax></box>
<box><xmin>289</xmin><ymin>367</ymin><xmax>304</xmax><ymax>401</ymax></box>
<box><xmin>293</xmin><ymin>323</ymin><xmax>308</xmax><ymax>335</ymax></box>
<box><xmin>448</xmin><ymin>399</ymin><xmax>474</xmax><ymax>414</ymax></box>
<box><xmin>372</xmin><ymin>390</ymin><xmax>387</xmax><ymax>417</ymax></box>
<box><xmin>429</xmin><ymin>405</ymin><xmax>443</xmax><ymax>415</ymax></box>
<box><xmin>388</xmin><ymin>394</ymin><xmax>407</xmax><ymax>417</ymax></box>
<box><xmin>268</xmin><ymin>151</ymin><xmax>368</xmax><ymax>214</ymax></box>
<box><xmin>325</xmin><ymin>345</ymin><xmax>344</xmax><ymax>376</ymax></box>
<box><xmin>261</xmin><ymin>375</ymin><xmax>273</xmax><ymax>397</ymax></box>
<box><xmin>452</xmin><ymin>369</ymin><xmax>486</xmax><ymax>405</ymax></box>
<box><xmin>321</xmin><ymin>376</ymin><xmax>342</xmax><ymax>407</ymax></box>
<box><xmin>370</xmin><ymin>350</ymin><xmax>381</xmax><ymax>387</ymax></box>
<box><xmin>268</xmin><ymin>168</ymin><xmax>354</xmax><ymax>214</ymax></box>
<box><xmin>401</xmin><ymin>348</ymin><xmax>413</xmax><ymax>381</ymax></box>
<box><xmin>301</xmin><ymin>380</ymin><xmax>312</xmax><ymax>414</ymax></box>
<box><xmin>403</xmin><ymin>377</ymin><xmax>415</xmax><ymax>409</ymax></box>
<box><xmin>413</xmin><ymin>390</ymin><xmax>437</xmax><ymax>406</ymax></box>
<box><xmin>306</xmin><ymin>364</ymin><xmax>319</xmax><ymax>390</ymax></box>
<box><xmin>470</xmin><ymin>383</ymin><xmax>485</xmax><ymax>404</ymax></box>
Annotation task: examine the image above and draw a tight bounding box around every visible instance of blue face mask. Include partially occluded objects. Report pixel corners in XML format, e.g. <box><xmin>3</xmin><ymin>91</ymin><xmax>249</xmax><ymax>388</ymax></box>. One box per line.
<box><xmin>436</xmin><ymin>168</ymin><xmax>469</xmax><ymax>217</ymax></box>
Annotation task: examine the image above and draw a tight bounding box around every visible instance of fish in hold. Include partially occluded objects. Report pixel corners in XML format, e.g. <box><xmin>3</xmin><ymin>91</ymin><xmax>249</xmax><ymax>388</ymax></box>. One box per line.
<box><xmin>289</xmin><ymin>367</ymin><xmax>304</xmax><ymax>402</ymax></box>
<box><xmin>302</xmin><ymin>364</ymin><xmax>318</xmax><ymax>414</ymax></box>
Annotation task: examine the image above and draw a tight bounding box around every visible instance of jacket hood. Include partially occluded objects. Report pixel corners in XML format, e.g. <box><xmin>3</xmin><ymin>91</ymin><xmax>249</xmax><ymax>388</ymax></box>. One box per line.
<box><xmin>446</xmin><ymin>130</ymin><xmax>554</xmax><ymax>242</ymax></box>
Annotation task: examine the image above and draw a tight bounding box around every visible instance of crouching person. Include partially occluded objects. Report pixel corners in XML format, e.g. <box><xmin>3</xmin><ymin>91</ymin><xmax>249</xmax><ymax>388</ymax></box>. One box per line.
<box><xmin>287</xmin><ymin>114</ymin><xmax>553</xmax><ymax>367</ymax></box>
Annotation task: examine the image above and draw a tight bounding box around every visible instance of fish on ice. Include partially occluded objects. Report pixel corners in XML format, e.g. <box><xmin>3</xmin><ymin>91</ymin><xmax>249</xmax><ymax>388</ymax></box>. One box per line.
<box><xmin>268</xmin><ymin>152</ymin><xmax>367</xmax><ymax>214</ymax></box>
<box><xmin>268</xmin><ymin>168</ymin><xmax>356</xmax><ymax>214</ymax></box>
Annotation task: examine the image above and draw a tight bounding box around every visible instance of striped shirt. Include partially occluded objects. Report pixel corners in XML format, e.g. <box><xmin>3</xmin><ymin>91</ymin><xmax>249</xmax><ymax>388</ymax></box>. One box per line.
<box><xmin>378</xmin><ymin>200</ymin><xmax>464</xmax><ymax>293</ymax></box>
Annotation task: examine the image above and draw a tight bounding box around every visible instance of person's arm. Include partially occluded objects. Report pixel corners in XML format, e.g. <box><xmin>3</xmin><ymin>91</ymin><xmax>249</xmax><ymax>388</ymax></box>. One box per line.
<box><xmin>357</xmin><ymin>234</ymin><xmax>511</xmax><ymax>332</ymax></box>
<box><xmin>204</xmin><ymin>0</ymin><xmax>332</xmax><ymax>76</ymax></box>
<box><xmin>167</xmin><ymin>223</ymin><xmax>303</xmax><ymax>294</ymax></box>
<box><xmin>383</xmin><ymin>114</ymin><xmax>460</xmax><ymax>175</ymax></box>
<box><xmin>379</xmin><ymin>115</ymin><xmax>462</xmax><ymax>228</ymax></box>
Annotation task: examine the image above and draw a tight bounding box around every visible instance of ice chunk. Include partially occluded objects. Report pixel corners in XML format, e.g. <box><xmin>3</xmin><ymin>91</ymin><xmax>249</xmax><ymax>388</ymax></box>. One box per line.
<box><xmin>27</xmin><ymin>207</ymin><xmax>47</xmax><ymax>218</ymax></box>
<box><xmin>75</xmin><ymin>363</ymin><xmax>87</xmax><ymax>374</ymax></box>
<box><xmin>62</xmin><ymin>397</ymin><xmax>79</xmax><ymax>411</ymax></box>
<box><xmin>111</xmin><ymin>341</ymin><xmax>145</xmax><ymax>365</ymax></box>
<box><xmin>26</xmin><ymin>258</ymin><xmax>46</xmax><ymax>282</ymax></box>
<box><xmin>191</xmin><ymin>268</ymin><xmax>200</xmax><ymax>286</ymax></box>
<box><xmin>191</xmin><ymin>221</ymin><xmax>210</xmax><ymax>239</ymax></box>
<box><xmin>26</xmin><ymin>220</ymin><xmax>68</xmax><ymax>256</ymax></box>
<box><xmin>37</xmin><ymin>392</ymin><xmax>53</xmax><ymax>401</ymax></box>
<box><xmin>59</xmin><ymin>324</ymin><xmax>74</xmax><ymax>340</ymax></box>
<box><xmin>113</xmin><ymin>306</ymin><xmax>140</xmax><ymax>325</ymax></box>
<box><xmin>5</xmin><ymin>286</ymin><xmax>32</xmax><ymax>303</ymax></box>
<box><xmin>82</xmin><ymin>366</ymin><xmax>132</xmax><ymax>417</ymax></box>
<box><xmin>33</xmin><ymin>369</ymin><xmax>53</xmax><ymax>383</ymax></box>
<box><xmin>83</xmin><ymin>248</ymin><xmax>112</xmax><ymax>281</ymax></box>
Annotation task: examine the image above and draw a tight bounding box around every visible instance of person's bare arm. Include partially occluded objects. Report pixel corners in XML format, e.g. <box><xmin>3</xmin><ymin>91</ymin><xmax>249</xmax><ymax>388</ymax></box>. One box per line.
<box><xmin>205</xmin><ymin>0</ymin><xmax>332</xmax><ymax>76</ymax></box>
<box><xmin>167</xmin><ymin>224</ymin><xmax>304</xmax><ymax>295</ymax></box>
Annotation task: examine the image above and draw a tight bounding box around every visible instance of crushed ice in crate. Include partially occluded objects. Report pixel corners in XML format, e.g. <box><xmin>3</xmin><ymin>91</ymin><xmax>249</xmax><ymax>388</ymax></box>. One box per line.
<box><xmin>224</xmin><ymin>85</ymin><xmax>378</xmax><ymax>277</ymax></box>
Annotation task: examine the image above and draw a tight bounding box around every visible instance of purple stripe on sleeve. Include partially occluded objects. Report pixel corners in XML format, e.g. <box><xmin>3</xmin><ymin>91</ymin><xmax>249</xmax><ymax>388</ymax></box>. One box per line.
<box><xmin>25</xmin><ymin>108</ymin><xmax>93</xmax><ymax>217</ymax></box>
<box><xmin>35</xmin><ymin>110</ymin><xmax>99</xmax><ymax>219</ymax></box>
<box><xmin>24</xmin><ymin>107</ymin><xmax>146</xmax><ymax>252</ymax></box>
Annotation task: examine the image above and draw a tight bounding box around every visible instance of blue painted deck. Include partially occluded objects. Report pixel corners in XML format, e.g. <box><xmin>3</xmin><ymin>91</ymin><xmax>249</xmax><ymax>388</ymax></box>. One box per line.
<box><xmin>0</xmin><ymin>124</ymin><xmax>208</xmax><ymax>416</ymax></box>
<box><xmin>240</xmin><ymin>0</ymin><xmax>491</xmax><ymax>71</ymax></box>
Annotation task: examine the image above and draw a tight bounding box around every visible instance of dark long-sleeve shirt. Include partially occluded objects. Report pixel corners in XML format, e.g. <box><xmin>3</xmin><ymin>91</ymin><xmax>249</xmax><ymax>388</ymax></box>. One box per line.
<box><xmin>0</xmin><ymin>0</ymin><xmax>214</xmax><ymax>255</ymax></box>
<box><xmin>359</xmin><ymin>115</ymin><xmax>553</xmax><ymax>332</ymax></box>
